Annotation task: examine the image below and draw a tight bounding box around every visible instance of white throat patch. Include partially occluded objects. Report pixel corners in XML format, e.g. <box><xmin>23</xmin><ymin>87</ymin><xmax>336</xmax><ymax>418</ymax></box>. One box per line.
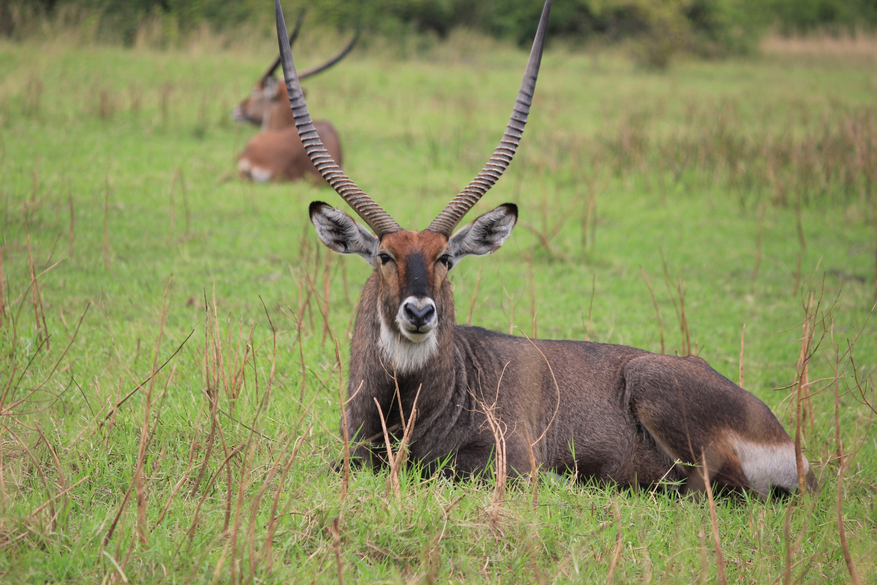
<box><xmin>379</xmin><ymin>315</ymin><xmax>439</xmax><ymax>375</ymax></box>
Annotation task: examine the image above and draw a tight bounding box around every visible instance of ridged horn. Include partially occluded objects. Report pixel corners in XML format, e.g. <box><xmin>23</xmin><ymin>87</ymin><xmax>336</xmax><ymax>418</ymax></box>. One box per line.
<box><xmin>427</xmin><ymin>0</ymin><xmax>551</xmax><ymax>236</ymax></box>
<box><xmin>299</xmin><ymin>27</ymin><xmax>361</xmax><ymax>81</ymax></box>
<box><xmin>262</xmin><ymin>8</ymin><xmax>305</xmax><ymax>81</ymax></box>
<box><xmin>276</xmin><ymin>0</ymin><xmax>402</xmax><ymax>237</ymax></box>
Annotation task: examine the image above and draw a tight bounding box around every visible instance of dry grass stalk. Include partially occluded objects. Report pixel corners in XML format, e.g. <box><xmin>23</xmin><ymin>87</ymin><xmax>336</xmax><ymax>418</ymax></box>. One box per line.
<box><xmin>134</xmin><ymin>277</ymin><xmax>173</xmax><ymax>544</ymax></box>
<box><xmin>833</xmin><ymin>346</ymin><xmax>862</xmax><ymax>585</ymax></box>
<box><xmin>103</xmin><ymin>175</ymin><xmax>111</xmax><ymax>271</ymax></box>
<box><xmin>330</xmin><ymin>516</ymin><xmax>345</xmax><ymax>585</ymax></box>
<box><xmin>35</xmin><ymin>425</ymin><xmax>67</xmax><ymax>529</ymax></box>
<box><xmin>67</xmin><ymin>180</ymin><xmax>75</xmax><ymax>258</ymax></box>
<box><xmin>750</xmin><ymin>204</ymin><xmax>765</xmax><ymax>281</ymax></box>
<box><xmin>262</xmin><ymin>424</ymin><xmax>312</xmax><ymax>572</ymax></box>
<box><xmin>186</xmin><ymin>444</ymin><xmax>245</xmax><ymax>542</ymax></box>
<box><xmin>190</xmin><ymin>293</ymin><xmax>222</xmax><ymax>498</ymax></box>
<box><xmin>24</xmin><ymin>76</ymin><xmax>42</xmax><ymax>117</ymax></box>
<box><xmin>660</xmin><ymin>253</ymin><xmax>692</xmax><ymax>355</ymax></box>
<box><xmin>739</xmin><ymin>322</ymin><xmax>746</xmax><ymax>388</ymax></box>
<box><xmin>98</xmin><ymin>88</ymin><xmax>115</xmax><ymax>120</ymax></box>
<box><xmin>160</xmin><ymin>82</ymin><xmax>173</xmax><ymax>126</ymax></box>
<box><xmin>793</xmin><ymin>290</ymin><xmax>820</xmax><ymax>493</ymax></box>
<box><xmin>99</xmin><ymin>329</ymin><xmax>192</xmax><ymax>428</ymax></box>
<box><xmin>24</xmin><ymin>217</ymin><xmax>49</xmax><ymax>349</ymax></box>
<box><xmin>215</xmin><ymin>440</ymin><xmax>256</xmax><ymax>585</ymax></box>
<box><xmin>527</xmin><ymin>258</ymin><xmax>537</xmax><ymax>338</ymax></box>
<box><xmin>604</xmin><ymin>501</ymin><xmax>624</xmax><ymax>585</ymax></box>
<box><xmin>29</xmin><ymin>475</ymin><xmax>89</xmax><ymax>520</ymax></box>
<box><xmin>31</xmin><ymin>155</ymin><xmax>39</xmax><ymax>201</ymax></box>
<box><xmin>466</xmin><ymin>266</ymin><xmax>482</xmax><ymax>326</ymax></box>
<box><xmin>476</xmin><ymin>365</ymin><xmax>511</xmax><ymax>520</ymax></box>
<box><xmin>700</xmin><ymin>451</ymin><xmax>727</xmax><ymax>585</ymax></box>
<box><xmin>640</xmin><ymin>268</ymin><xmax>664</xmax><ymax>353</ymax></box>
<box><xmin>6</xmin><ymin>426</ymin><xmax>55</xmax><ymax>530</ymax></box>
<box><xmin>321</xmin><ymin>249</ymin><xmax>333</xmax><ymax>345</ymax></box>
<box><xmin>297</xmin><ymin>311</ymin><xmax>308</xmax><ymax>402</ymax></box>
<box><xmin>336</xmin><ymin>339</ymin><xmax>353</xmax><ymax>501</ymax></box>
<box><xmin>524</xmin><ymin>425</ymin><xmax>538</xmax><ymax>510</ymax></box>
<box><xmin>374</xmin><ymin>382</ymin><xmax>420</xmax><ymax>500</ymax></box>
<box><xmin>0</xmin><ymin>248</ymin><xmax>6</xmax><ymax>329</ymax></box>
<box><xmin>166</xmin><ymin>167</ymin><xmax>191</xmax><ymax>239</ymax></box>
<box><xmin>580</xmin><ymin>168</ymin><xmax>606</xmax><ymax>253</ymax></box>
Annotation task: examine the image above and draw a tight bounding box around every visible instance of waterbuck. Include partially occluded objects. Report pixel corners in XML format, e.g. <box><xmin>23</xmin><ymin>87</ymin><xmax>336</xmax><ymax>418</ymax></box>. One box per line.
<box><xmin>236</xmin><ymin>14</ymin><xmax>357</xmax><ymax>182</ymax></box>
<box><xmin>275</xmin><ymin>0</ymin><xmax>816</xmax><ymax>497</ymax></box>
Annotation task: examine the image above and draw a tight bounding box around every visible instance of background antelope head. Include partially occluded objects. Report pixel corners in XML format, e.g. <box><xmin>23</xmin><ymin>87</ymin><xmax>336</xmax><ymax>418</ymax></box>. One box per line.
<box><xmin>233</xmin><ymin>12</ymin><xmax>360</xmax><ymax>131</ymax></box>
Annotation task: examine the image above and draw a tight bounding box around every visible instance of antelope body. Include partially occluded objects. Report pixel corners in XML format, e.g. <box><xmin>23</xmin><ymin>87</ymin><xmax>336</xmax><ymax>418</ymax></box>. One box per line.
<box><xmin>235</xmin><ymin>17</ymin><xmax>356</xmax><ymax>182</ymax></box>
<box><xmin>276</xmin><ymin>0</ymin><xmax>815</xmax><ymax>496</ymax></box>
<box><xmin>237</xmin><ymin>122</ymin><xmax>342</xmax><ymax>183</ymax></box>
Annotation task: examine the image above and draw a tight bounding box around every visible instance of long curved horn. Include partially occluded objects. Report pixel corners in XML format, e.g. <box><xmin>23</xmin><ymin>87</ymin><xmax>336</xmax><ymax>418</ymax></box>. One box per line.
<box><xmin>299</xmin><ymin>27</ymin><xmax>361</xmax><ymax>81</ymax></box>
<box><xmin>262</xmin><ymin>8</ymin><xmax>306</xmax><ymax>81</ymax></box>
<box><xmin>427</xmin><ymin>0</ymin><xmax>551</xmax><ymax>236</ymax></box>
<box><xmin>275</xmin><ymin>0</ymin><xmax>402</xmax><ymax>237</ymax></box>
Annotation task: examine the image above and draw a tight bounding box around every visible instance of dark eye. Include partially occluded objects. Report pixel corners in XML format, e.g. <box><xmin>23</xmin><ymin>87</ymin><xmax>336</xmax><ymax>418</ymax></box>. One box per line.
<box><xmin>438</xmin><ymin>254</ymin><xmax>453</xmax><ymax>269</ymax></box>
<box><xmin>378</xmin><ymin>253</ymin><xmax>392</xmax><ymax>265</ymax></box>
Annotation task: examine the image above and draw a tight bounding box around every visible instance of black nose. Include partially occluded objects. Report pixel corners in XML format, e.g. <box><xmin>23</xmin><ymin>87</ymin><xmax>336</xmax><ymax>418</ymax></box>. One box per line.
<box><xmin>403</xmin><ymin>301</ymin><xmax>435</xmax><ymax>329</ymax></box>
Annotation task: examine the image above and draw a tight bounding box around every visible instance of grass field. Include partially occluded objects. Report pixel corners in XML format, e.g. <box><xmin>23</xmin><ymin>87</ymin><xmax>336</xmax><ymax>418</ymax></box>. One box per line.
<box><xmin>1</xmin><ymin>25</ymin><xmax>876</xmax><ymax>583</ymax></box>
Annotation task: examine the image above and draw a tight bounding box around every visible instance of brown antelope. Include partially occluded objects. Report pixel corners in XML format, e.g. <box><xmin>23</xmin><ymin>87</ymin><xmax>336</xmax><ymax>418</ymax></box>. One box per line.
<box><xmin>236</xmin><ymin>16</ymin><xmax>358</xmax><ymax>182</ymax></box>
<box><xmin>276</xmin><ymin>0</ymin><xmax>816</xmax><ymax>497</ymax></box>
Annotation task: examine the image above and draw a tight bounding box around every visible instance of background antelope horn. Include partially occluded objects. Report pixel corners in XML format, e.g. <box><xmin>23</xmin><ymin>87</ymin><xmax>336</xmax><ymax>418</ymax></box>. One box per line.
<box><xmin>262</xmin><ymin>8</ymin><xmax>305</xmax><ymax>81</ymax></box>
<box><xmin>426</xmin><ymin>0</ymin><xmax>551</xmax><ymax>236</ymax></box>
<box><xmin>276</xmin><ymin>0</ymin><xmax>402</xmax><ymax>237</ymax></box>
<box><xmin>299</xmin><ymin>27</ymin><xmax>362</xmax><ymax>81</ymax></box>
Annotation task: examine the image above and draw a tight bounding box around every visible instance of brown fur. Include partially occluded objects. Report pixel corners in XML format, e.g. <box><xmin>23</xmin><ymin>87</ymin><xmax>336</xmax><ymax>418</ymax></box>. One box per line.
<box><xmin>237</xmin><ymin>120</ymin><xmax>342</xmax><ymax>183</ymax></box>
<box><xmin>338</xmin><ymin>227</ymin><xmax>815</xmax><ymax>497</ymax></box>
<box><xmin>234</xmin><ymin>79</ymin><xmax>296</xmax><ymax>131</ymax></box>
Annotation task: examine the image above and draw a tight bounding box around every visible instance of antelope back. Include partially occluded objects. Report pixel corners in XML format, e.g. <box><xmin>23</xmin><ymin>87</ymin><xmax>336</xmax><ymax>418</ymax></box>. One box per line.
<box><xmin>237</xmin><ymin>121</ymin><xmax>343</xmax><ymax>183</ymax></box>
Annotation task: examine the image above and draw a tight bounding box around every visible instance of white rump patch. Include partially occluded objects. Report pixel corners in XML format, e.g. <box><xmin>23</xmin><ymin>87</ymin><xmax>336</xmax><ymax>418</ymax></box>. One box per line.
<box><xmin>379</xmin><ymin>315</ymin><xmax>438</xmax><ymax>375</ymax></box>
<box><xmin>237</xmin><ymin>158</ymin><xmax>272</xmax><ymax>183</ymax></box>
<box><xmin>733</xmin><ymin>437</ymin><xmax>807</xmax><ymax>495</ymax></box>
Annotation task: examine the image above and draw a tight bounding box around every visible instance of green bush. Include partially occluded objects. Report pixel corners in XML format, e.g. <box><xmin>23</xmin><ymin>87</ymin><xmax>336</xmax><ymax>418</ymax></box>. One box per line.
<box><xmin>8</xmin><ymin>0</ymin><xmax>877</xmax><ymax>56</ymax></box>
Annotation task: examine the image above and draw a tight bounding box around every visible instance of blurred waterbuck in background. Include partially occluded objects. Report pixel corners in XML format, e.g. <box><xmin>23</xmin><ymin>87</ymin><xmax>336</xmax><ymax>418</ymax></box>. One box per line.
<box><xmin>276</xmin><ymin>0</ymin><xmax>816</xmax><ymax>497</ymax></box>
<box><xmin>236</xmin><ymin>11</ymin><xmax>357</xmax><ymax>183</ymax></box>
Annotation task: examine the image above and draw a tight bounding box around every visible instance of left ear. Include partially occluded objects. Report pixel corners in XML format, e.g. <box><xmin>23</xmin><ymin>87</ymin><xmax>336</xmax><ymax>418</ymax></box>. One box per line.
<box><xmin>448</xmin><ymin>203</ymin><xmax>517</xmax><ymax>264</ymax></box>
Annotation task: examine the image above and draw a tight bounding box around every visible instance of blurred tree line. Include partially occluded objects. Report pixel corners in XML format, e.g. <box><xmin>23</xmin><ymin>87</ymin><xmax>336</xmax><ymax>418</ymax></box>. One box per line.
<box><xmin>4</xmin><ymin>0</ymin><xmax>877</xmax><ymax>57</ymax></box>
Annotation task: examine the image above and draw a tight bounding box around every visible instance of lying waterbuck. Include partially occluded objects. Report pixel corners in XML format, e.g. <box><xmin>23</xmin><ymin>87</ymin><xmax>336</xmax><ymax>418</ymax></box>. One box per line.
<box><xmin>275</xmin><ymin>0</ymin><xmax>816</xmax><ymax>497</ymax></box>
<box><xmin>236</xmin><ymin>15</ymin><xmax>357</xmax><ymax>182</ymax></box>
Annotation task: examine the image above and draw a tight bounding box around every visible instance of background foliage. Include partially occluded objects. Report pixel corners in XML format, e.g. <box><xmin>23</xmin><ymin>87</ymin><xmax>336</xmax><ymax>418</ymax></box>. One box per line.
<box><xmin>4</xmin><ymin>0</ymin><xmax>877</xmax><ymax>59</ymax></box>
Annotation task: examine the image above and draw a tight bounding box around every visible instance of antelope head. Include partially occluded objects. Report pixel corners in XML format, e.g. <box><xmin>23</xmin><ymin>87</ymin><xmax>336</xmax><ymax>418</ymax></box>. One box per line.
<box><xmin>233</xmin><ymin>12</ymin><xmax>360</xmax><ymax>129</ymax></box>
<box><xmin>275</xmin><ymin>0</ymin><xmax>549</xmax><ymax>369</ymax></box>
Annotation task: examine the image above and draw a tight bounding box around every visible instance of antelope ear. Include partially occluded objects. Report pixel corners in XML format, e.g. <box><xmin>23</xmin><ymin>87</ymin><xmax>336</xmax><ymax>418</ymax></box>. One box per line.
<box><xmin>448</xmin><ymin>203</ymin><xmax>517</xmax><ymax>262</ymax></box>
<box><xmin>309</xmin><ymin>201</ymin><xmax>380</xmax><ymax>266</ymax></box>
<box><xmin>262</xmin><ymin>76</ymin><xmax>280</xmax><ymax>98</ymax></box>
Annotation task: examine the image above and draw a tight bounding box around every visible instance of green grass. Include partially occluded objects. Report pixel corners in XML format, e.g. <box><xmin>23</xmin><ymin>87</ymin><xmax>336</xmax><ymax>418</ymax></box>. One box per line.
<box><xmin>1</xmin><ymin>32</ymin><xmax>876</xmax><ymax>583</ymax></box>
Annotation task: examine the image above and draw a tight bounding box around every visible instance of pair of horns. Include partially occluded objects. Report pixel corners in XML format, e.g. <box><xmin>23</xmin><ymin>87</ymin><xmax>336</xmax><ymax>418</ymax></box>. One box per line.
<box><xmin>275</xmin><ymin>0</ymin><xmax>551</xmax><ymax>238</ymax></box>
<box><xmin>262</xmin><ymin>9</ymin><xmax>361</xmax><ymax>84</ymax></box>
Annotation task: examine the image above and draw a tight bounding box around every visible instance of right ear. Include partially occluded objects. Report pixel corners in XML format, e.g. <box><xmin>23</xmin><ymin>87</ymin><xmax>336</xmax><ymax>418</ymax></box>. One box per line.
<box><xmin>309</xmin><ymin>202</ymin><xmax>380</xmax><ymax>267</ymax></box>
<box><xmin>262</xmin><ymin>76</ymin><xmax>280</xmax><ymax>99</ymax></box>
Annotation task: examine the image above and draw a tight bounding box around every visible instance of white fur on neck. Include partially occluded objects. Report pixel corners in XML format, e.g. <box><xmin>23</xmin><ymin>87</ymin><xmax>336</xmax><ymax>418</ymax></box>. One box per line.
<box><xmin>379</xmin><ymin>315</ymin><xmax>438</xmax><ymax>375</ymax></box>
